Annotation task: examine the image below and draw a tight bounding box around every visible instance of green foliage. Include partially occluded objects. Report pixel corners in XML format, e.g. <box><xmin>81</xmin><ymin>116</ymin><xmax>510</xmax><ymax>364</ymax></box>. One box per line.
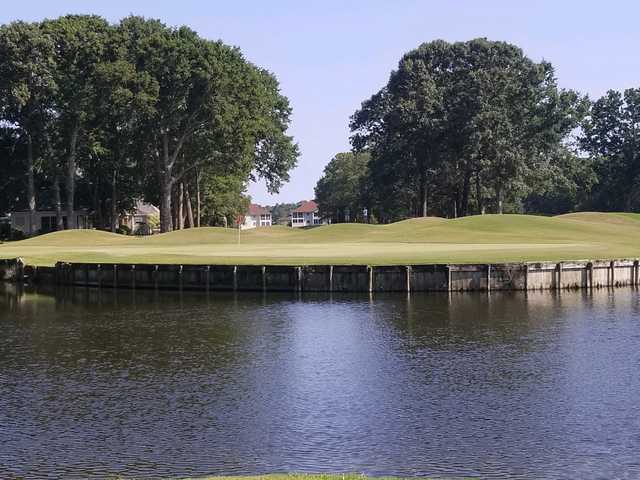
<box><xmin>146</xmin><ymin>213</ymin><xmax>160</xmax><ymax>231</ymax></box>
<box><xmin>269</xmin><ymin>202</ymin><xmax>298</xmax><ymax>225</ymax></box>
<box><xmin>115</xmin><ymin>225</ymin><xmax>131</xmax><ymax>236</ymax></box>
<box><xmin>0</xmin><ymin>15</ymin><xmax>298</xmax><ymax>236</ymax></box>
<box><xmin>315</xmin><ymin>151</ymin><xmax>370</xmax><ymax>222</ymax></box>
<box><xmin>199</xmin><ymin>173</ymin><xmax>250</xmax><ymax>227</ymax></box>
<box><xmin>351</xmin><ymin>39</ymin><xmax>588</xmax><ymax>220</ymax></box>
<box><xmin>580</xmin><ymin>88</ymin><xmax>640</xmax><ymax>211</ymax></box>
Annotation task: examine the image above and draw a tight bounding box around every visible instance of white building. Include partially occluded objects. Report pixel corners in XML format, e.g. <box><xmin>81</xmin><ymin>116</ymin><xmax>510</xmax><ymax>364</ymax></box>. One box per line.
<box><xmin>290</xmin><ymin>200</ymin><xmax>324</xmax><ymax>227</ymax></box>
<box><xmin>10</xmin><ymin>209</ymin><xmax>92</xmax><ymax>234</ymax></box>
<box><xmin>241</xmin><ymin>203</ymin><xmax>272</xmax><ymax>229</ymax></box>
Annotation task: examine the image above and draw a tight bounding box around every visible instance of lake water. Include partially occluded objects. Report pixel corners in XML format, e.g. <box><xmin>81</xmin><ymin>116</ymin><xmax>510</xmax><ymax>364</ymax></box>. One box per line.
<box><xmin>1</xmin><ymin>285</ymin><xmax>640</xmax><ymax>479</ymax></box>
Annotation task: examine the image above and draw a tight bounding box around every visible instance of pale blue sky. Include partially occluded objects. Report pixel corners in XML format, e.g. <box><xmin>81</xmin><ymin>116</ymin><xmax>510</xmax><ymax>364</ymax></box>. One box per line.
<box><xmin>2</xmin><ymin>1</ymin><xmax>639</xmax><ymax>205</ymax></box>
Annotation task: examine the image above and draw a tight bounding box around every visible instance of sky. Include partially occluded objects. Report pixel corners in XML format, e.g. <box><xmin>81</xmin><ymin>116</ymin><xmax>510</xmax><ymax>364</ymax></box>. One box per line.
<box><xmin>2</xmin><ymin>0</ymin><xmax>640</xmax><ymax>205</ymax></box>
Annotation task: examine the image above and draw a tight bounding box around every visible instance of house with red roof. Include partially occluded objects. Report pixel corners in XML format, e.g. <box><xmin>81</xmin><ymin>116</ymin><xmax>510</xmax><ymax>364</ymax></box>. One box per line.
<box><xmin>290</xmin><ymin>200</ymin><xmax>325</xmax><ymax>227</ymax></box>
<box><xmin>241</xmin><ymin>203</ymin><xmax>272</xmax><ymax>229</ymax></box>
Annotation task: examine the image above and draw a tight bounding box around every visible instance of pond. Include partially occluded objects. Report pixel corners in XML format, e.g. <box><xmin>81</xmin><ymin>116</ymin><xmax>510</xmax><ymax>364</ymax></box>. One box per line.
<box><xmin>1</xmin><ymin>285</ymin><xmax>639</xmax><ymax>479</ymax></box>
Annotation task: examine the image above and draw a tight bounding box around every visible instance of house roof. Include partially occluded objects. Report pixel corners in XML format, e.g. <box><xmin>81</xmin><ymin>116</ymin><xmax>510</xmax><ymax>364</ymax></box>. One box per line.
<box><xmin>293</xmin><ymin>200</ymin><xmax>319</xmax><ymax>213</ymax></box>
<box><xmin>134</xmin><ymin>201</ymin><xmax>159</xmax><ymax>216</ymax></box>
<box><xmin>247</xmin><ymin>203</ymin><xmax>269</xmax><ymax>216</ymax></box>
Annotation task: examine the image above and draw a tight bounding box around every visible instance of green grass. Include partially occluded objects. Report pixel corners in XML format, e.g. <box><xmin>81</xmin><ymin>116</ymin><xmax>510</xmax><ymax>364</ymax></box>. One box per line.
<box><xmin>2</xmin><ymin>212</ymin><xmax>640</xmax><ymax>267</ymax></box>
<box><xmin>177</xmin><ymin>475</ymin><xmax>446</xmax><ymax>480</ymax></box>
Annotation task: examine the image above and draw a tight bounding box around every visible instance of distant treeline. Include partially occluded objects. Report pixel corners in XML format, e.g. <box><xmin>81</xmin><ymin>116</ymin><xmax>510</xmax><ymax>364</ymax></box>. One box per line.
<box><xmin>0</xmin><ymin>15</ymin><xmax>298</xmax><ymax>233</ymax></box>
<box><xmin>316</xmin><ymin>39</ymin><xmax>639</xmax><ymax>223</ymax></box>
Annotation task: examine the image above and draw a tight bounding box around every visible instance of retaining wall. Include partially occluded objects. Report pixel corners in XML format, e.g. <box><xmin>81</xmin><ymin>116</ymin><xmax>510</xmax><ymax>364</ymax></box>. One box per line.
<box><xmin>6</xmin><ymin>259</ymin><xmax>635</xmax><ymax>293</ymax></box>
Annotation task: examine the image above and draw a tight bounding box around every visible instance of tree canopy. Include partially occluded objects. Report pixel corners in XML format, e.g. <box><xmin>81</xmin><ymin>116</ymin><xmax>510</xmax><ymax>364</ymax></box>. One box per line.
<box><xmin>315</xmin><ymin>152</ymin><xmax>370</xmax><ymax>223</ymax></box>
<box><xmin>0</xmin><ymin>15</ymin><xmax>299</xmax><ymax>233</ymax></box>
<box><xmin>348</xmin><ymin>38</ymin><xmax>589</xmax><ymax>221</ymax></box>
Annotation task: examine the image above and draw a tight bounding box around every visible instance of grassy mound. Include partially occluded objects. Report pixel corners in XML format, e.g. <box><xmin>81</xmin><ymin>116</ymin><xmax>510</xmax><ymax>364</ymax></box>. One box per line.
<box><xmin>13</xmin><ymin>229</ymin><xmax>129</xmax><ymax>246</ymax></box>
<box><xmin>2</xmin><ymin>212</ymin><xmax>639</xmax><ymax>266</ymax></box>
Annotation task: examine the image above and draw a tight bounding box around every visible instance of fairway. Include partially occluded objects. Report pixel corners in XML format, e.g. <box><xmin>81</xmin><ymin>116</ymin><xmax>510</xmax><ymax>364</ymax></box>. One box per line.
<box><xmin>2</xmin><ymin>212</ymin><xmax>640</xmax><ymax>267</ymax></box>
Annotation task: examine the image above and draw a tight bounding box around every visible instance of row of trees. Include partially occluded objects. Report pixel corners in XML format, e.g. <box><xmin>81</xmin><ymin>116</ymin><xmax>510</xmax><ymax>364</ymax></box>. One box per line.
<box><xmin>0</xmin><ymin>15</ymin><xmax>298</xmax><ymax>233</ymax></box>
<box><xmin>316</xmin><ymin>39</ymin><xmax>639</xmax><ymax>222</ymax></box>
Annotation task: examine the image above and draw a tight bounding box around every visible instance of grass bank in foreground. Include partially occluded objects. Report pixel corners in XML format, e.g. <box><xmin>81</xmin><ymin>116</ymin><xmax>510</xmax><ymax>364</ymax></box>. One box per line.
<box><xmin>1</xmin><ymin>212</ymin><xmax>640</xmax><ymax>267</ymax></box>
<box><xmin>182</xmin><ymin>475</ymin><xmax>438</xmax><ymax>480</ymax></box>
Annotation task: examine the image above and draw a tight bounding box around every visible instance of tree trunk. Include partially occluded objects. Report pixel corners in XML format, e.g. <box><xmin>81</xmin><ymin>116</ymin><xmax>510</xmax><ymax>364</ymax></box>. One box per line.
<box><xmin>476</xmin><ymin>172</ymin><xmax>484</xmax><ymax>215</ymax></box>
<box><xmin>92</xmin><ymin>177</ymin><xmax>102</xmax><ymax>231</ymax></box>
<box><xmin>185</xmin><ymin>184</ymin><xmax>194</xmax><ymax>228</ymax></box>
<box><xmin>65</xmin><ymin>126</ymin><xmax>79</xmax><ymax>229</ymax></box>
<box><xmin>420</xmin><ymin>171</ymin><xmax>428</xmax><ymax>217</ymax></box>
<box><xmin>178</xmin><ymin>182</ymin><xmax>185</xmax><ymax>230</ymax></box>
<box><xmin>196</xmin><ymin>168</ymin><xmax>201</xmax><ymax>228</ymax></box>
<box><xmin>158</xmin><ymin>134</ymin><xmax>174</xmax><ymax>232</ymax></box>
<box><xmin>460</xmin><ymin>170</ymin><xmax>471</xmax><ymax>217</ymax></box>
<box><xmin>496</xmin><ymin>185</ymin><xmax>504</xmax><ymax>214</ymax></box>
<box><xmin>111</xmin><ymin>170</ymin><xmax>118</xmax><ymax>233</ymax></box>
<box><xmin>26</xmin><ymin>133</ymin><xmax>36</xmax><ymax>235</ymax></box>
<box><xmin>53</xmin><ymin>175</ymin><xmax>63</xmax><ymax>231</ymax></box>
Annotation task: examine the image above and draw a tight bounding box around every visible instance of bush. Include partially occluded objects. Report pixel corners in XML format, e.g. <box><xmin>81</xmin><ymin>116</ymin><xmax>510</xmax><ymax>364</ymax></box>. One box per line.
<box><xmin>116</xmin><ymin>225</ymin><xmax>131</xmax><ymax>236</ymax></box>
<box><xmin>146</xmin><ymin>213</ymin><xmax>160</xmax><ymax>231</ymax></box>
<box><xmin>0</xmin><ymin>227</ymin><xmax>25</xmax><ymax>241</ymax></box>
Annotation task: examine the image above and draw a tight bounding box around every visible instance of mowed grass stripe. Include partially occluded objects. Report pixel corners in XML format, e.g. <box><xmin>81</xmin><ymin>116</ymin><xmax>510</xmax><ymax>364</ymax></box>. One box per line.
<box><xmin>1</xmin><ymin>213</ymin><xmax>639</xmax><ymax>266</ymax></box>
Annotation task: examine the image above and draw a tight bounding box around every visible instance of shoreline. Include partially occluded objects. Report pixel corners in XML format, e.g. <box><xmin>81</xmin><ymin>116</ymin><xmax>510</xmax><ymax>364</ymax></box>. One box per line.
<box><xmin>2</xmin><ymin>258</ymin><xmax>639</xmax><ymax>293</ymax></box>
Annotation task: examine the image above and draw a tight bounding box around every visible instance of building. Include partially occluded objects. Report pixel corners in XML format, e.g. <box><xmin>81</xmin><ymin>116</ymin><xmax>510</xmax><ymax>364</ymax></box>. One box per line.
<box><xmin>290</xmin><ymin>200</ymin><xmax>325</xmax><ymax>227</ymax></box>
<box><xmin>10</xmin><ymin>209</ymin><xmax>92</xmax><ymax>234</ymax></box>
<box><xmin>241</xmin><ymin>203</ymin><xmax>272</xmax><ymax>229</ymax></box>
<box><xmin>120</xmin><ymin>201</ymin><xmax>160</xmax><ymax>235</ymax></box>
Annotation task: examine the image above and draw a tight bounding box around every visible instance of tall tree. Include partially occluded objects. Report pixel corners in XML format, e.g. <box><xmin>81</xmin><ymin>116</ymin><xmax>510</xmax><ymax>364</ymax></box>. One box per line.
<box><xmin>351</xmin><ymin>39</ymin><xmax>585</xmax><ymax>219</ymax></box>
<box><xmin>0</xmin><ymin>21</ymin><xmax>56</xmax><ymax>233</ymax></box>
<box><xmin>315</xmin><ymin>152</ymin><xmax>370</xmax><ymax>223</ymax></box>
<box><xmin>89</xmin><ymin>45</ymin><xmax>158</xmax><ymax>230</ymax></box>
<box><xmin>42</xmin><ymin>15</ymin><xmax>111</xmax><ymax>229</ymax></box>
<box><xmin>119</xmin><ymin>17</ymin><xmax>298</xmax><ymax>232</ymax></box>
<box><xmin>580</xmin><ymin>89</ymin><xmax>640</xmax><ymax>210</ymax></box>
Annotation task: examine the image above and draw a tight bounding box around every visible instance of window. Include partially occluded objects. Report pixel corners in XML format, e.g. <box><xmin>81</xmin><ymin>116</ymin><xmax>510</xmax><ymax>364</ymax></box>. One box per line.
<box><xmin>292</xmin><ymin>212</ymin><xmax>305</xmax><ymax>224</ymax></box>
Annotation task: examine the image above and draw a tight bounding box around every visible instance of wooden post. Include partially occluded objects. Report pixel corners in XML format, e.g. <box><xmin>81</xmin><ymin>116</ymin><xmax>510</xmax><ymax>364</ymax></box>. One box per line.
<box><xmin>446</xmin><ymin>265</ymin><xmax>452</xmax><ymax>292</ymax></box>
<box><xmin>262</xmin><ymin>266</ymin><xmax>267</xmax><ymax>292</ymax></box>
<box><xmin>178</xmin><ymin>265</ymin><xmax>183</xmax><ymax>290</ymax></box>
<box><xmin>329</xmin><ymin>265</ymin><xmax>334</xmax><ymax>292</ymax></box>
<box><xmin>16</xmin><ymin>258</ymin><xmax>25</xmax><ymax>283</ymax></box>
<box><xmin>368</xmin><ymin>266</ymin><xmax>373</xmax><ymax>293</ymax></box>
<box><xmin>524</xmin><ymin>263</ymin><xmax>529</xmax><ymax>291</ymax></box>
<box><xmin>296</xmin><ymin>266</ymin><xmax>302</xmax><ymax>292</ymax></box>
<box><xmin>634</xmin><ymin>260</ymin><xmax>639</xmax><ymax>287</ymax></box>
<box><xmin>113</xmin><ymin>264</ymin><xmax>118</xmax><ymax>289</ymax></box>
<box><xmin>205</xmin><ymin>266</ymin><xmax>210</xmax><ymax>292</ymax></box>
<box><xmin>557</xmin><ymin>263</ymin><xmax>562</xmax><ymax>290</ymax></box>
<box><xmin>610</xmin><ymin>260</ymin><xmax>615</xmax><ymax>287</ymax></box>
<box><xmin>588</xmin><ymin>262</ymin><xmax>594</xmax><ymax>289</ymax></box>
<box><xmin>406</xmin><ymin>266</ymin><xmax>411</xmax><ymax>293</ymax></box>
<box><xmin>153</xmin><ymin>265</ymin><xmax>159</xmax><ymax>290</ymax></box>
<box><xmin>97</xmin><ymin>264</ymin><xmax>102</xmax><ymax>289</ymax></box>
<box><xmin>486</xmin><ymin>264</ymin><xmax>491</xmax><ymax>292</ymax></box>
<box><xmin>233</xmin><ymin>266</ymin><xmax>238</xmax><ymax>291</ymax></box>
<box><xmin>131</xmin><ymin>265</ymin><xmax>136</xmax><ymax>289</ymax></box>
